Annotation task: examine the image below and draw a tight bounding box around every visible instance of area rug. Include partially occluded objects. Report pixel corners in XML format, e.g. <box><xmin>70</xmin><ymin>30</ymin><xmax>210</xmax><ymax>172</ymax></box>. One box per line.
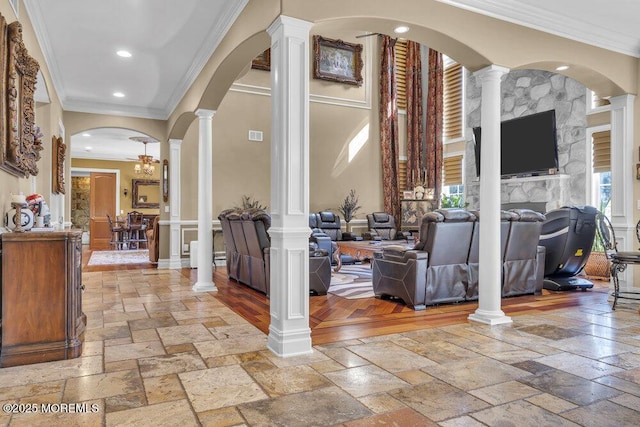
<box><xmin>88</xmin><ymin>250</ymin><xmax>150</xmax><ymax>265</ymax></box>
<box><xmin>329</xmin><ymin>264</ymin><xmax>375</xmax><ymax>299</ymax></box>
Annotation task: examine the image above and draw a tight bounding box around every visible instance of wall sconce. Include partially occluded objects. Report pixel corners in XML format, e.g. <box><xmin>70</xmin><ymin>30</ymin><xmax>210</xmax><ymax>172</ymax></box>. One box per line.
<box><xmin>123</xmin><ymin>188</ymin><xmax>128</xmax><ymax>197</ymax></box>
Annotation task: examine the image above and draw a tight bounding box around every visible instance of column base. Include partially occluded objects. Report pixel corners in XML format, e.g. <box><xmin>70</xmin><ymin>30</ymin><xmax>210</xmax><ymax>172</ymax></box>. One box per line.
<box><xmin>468</xmin><ymin>309</ymin><xmax>512</xmax><ymax>325</ymax></box>
<box><xmin>267</xmin><ymin>325</ymin><xmax>312</xmax><ymax>357</ymax></box>
<box><xmin>192</xmin><ymin>281</ymin><xmax>217</xmax><ymax>292</ymax></box>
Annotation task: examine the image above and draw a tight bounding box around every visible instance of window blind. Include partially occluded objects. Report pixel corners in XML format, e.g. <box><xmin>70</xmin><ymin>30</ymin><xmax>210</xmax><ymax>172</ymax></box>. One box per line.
<box><xmin>592</xmin><ymin>92</ymin><xmax>611</xmax><ymax>109</ymax></box>
<box><xmin>398</xmin><ymin>159</ymin><xmax>408</xmax><ymax>191</ymax></box>
<box><xmin>394</xmin><ymin>39</ymin><xmax>407</xmax><ymax>110</ymax></box>
<box><xmin>592</xmin><ymin>130</ymin><xmax>611</xmax><ymax>173</ymax></box>
<box><xmin>443</xmin><ymin>155</ymin><xmax>463</xmax><ymax>186</ymax></box>
<box><xmin>443</xmin><ymin>62</ymin><xmax>463</xmax><ymax>141</ymax></box>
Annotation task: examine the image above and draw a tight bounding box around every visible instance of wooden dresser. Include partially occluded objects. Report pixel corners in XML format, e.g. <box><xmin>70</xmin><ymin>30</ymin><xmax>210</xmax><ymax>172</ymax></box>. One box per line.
<box><xmin>0</xmin><ymin>229</ymin><xmax>86</xmax><ymax>367</ymax></box>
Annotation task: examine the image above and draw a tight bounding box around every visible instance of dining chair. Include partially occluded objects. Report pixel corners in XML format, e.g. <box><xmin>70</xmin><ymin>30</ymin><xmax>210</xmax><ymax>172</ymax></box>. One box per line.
<box><xmin>107</xmin><ymin>214</ymin><xmax>127</xmax><ymax>250</ymax></box>
<box><xmin>127</xmin><ymin>211</ymin><xmax>148</xmax><ymax>249</ymax></box>
<box><xmin>595</xmin><ymin>211</ymin><xmax>640</xmax><ymax>309</ymax></box>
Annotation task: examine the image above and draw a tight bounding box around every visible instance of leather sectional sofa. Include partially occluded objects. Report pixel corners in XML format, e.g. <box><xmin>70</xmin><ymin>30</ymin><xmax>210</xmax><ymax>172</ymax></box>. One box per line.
<box><xmin>218</xmin><ymin>208</ymin><xmax>332</xmax><ymax>296</ymax></box>
<box><xmin>372</xmin><ymin>208</ymin><xmax>546</xmax><ymax>310</ymax></box>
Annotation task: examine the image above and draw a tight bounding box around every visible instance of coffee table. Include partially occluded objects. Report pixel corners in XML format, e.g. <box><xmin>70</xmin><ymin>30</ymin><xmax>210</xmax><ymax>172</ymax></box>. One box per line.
<box><xmin>334</xmin><ymin>240</ymin><xmax>415</xmax><ymax>272</ymax></box>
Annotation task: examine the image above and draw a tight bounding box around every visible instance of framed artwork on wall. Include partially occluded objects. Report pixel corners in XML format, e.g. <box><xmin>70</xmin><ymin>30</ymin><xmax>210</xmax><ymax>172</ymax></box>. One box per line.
<box><xmin>132</xmin><ymin>179</ymin><xmax>160</xmax><ymax>209</ymax></box>
<box><xmin>162</xmin><ymin>159</ymin><xmax>168</xmax><ymax>202</ymax></box>
<box><xmin>0</xmin><ymin>20</ymin><xmax>41</xmax><ymax>178</ymax></box>
<box><xmin>251</xmin><ymin>49</ymin><xmax>270</xmax><ymax>71</ymax></box>
<box><xmin>52</xmin><ymin>136</ymin><xmax>66</xmax><ymax>194</ymax></box>
<box><xmin>313</xmin><ymin>35</ymin><xmax>363</xmax><ymax>86</ymax></box>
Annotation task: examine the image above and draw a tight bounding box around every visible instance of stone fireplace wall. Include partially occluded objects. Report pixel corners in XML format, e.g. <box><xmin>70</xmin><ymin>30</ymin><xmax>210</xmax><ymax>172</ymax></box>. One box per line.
<box><xmin>465</xmin><ymin>69</ymin><xmax>587</xmax><ymax>211</ymax></box>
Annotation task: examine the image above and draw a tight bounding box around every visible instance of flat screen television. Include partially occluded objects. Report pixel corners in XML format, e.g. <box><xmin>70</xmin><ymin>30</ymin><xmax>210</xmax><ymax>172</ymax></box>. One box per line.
<box><xmin>473</xmin><ymin>109</ymin><xmax>559</xmax><ymax>178</ymax></box>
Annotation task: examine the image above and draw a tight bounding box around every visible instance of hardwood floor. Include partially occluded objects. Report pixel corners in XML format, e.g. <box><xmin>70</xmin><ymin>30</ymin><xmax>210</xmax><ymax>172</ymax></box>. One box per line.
<box><xmin>82</xmin><ymin>247</ymin><xmax>612</xmax><ymax>345</ymax></box>
<box><xmin>183</xmin><ymin>261</ymin><xmax>612</xmax><ymax>345</ymax></box>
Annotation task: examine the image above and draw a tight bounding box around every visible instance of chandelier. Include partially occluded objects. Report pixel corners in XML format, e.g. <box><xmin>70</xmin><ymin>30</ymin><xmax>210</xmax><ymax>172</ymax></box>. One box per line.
<box><xmin>130</xmin><ymin>136</ymin><xmax>158</xmax><ymax>176</ymax></box>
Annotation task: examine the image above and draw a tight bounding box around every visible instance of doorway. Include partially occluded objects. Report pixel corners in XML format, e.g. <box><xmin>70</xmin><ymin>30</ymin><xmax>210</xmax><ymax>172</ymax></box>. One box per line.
<box><xmin>71</xmin><ymin>167</ymin><xmax>121</xmax><ymax>249</ymax></box>
<box><xmin>89</xmin><ymin>172</ymin><xmax>117</xmax><ymax>250</ymax></box>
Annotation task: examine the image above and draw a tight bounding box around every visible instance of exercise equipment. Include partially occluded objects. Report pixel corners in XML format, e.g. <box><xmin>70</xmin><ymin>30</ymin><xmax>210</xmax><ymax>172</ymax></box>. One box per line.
<box><xmin>538</xmin><ymin>205</ymin><xmax>597</xmax><ymax>291</ymax></box>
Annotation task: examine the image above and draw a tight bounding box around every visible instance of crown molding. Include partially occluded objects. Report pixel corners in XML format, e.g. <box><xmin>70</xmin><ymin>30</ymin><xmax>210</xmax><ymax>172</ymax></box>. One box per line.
<box><xmin>23</xmin><ymin>1</ymin><xmax>67</xmax><ymax>104</ymax></box>
<box><xmin>437</xmin><ymin>0</ymin><xmax>640</xmax><ymax>58</ymax></box>
<box><xmin>23</xmin><ymin>0</ymin><xmax>249</xmax><ymax>119</ymax></box>
<box><xmin>163</xmin><ymin>0</ymin><xmax>249</xmax><ymax>119</ymax></box>
<box><xmin>63</xmin><ymin>98</ymin><xmax>167</xmax><ymax>120</ymax></box>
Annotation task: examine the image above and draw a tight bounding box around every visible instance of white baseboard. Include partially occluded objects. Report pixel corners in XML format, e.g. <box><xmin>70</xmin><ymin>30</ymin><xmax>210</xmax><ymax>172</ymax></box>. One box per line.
<box><xmin>157</xmin><ymin>257</ymin><xmax>226</xmax><ymax>270</ymax></box>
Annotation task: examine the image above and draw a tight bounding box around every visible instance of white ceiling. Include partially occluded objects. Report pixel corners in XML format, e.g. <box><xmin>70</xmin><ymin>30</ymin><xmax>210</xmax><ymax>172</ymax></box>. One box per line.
<box><xmin>21</xmin><ymin>1</ymin><xmax>640</xmax><ymax>162</ymax></box>
<box><xmin>70</xmin><ymin>128</ymin><xmax>160</xmax><ymax>162</ymax></box>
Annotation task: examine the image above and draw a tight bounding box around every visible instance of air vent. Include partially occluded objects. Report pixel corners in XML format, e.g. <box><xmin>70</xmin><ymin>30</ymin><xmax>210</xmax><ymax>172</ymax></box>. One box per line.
<box><xmin>248</xmin><ymin>130</ymin><xmax>263</xmax><ymax>142</ymax></box>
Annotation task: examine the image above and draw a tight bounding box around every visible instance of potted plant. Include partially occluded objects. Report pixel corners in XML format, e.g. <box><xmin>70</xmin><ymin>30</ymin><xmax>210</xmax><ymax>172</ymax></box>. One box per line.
<box><xmin>337</xmin><ymin>189</ymin><xmax>361</xmax><ymax>234</ymax></box>
<box><xmin>440</xmin><ymin>194</ymin><xmax>467</xmax><ymax>209</ymax></box>
<box><xmin>236</xmin><ymin>195</ymin><xmax>268</xmax><ymax>211</ymax></box>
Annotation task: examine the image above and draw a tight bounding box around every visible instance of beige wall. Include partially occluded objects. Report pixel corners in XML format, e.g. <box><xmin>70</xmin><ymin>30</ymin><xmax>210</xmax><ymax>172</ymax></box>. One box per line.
<box><xmin>0</xmin><ymin>3</ymin><xmax>64</xmax><ymax>219</ymax></box>
<box><xmin>177</xmin><ymin>29</ymin><xmax>383</xmax><ymax>222</ymax></box>
<box><xmin>71</xmin><ymin>158</ymin><xmax>161</xmax><ymax>216</ymax></box>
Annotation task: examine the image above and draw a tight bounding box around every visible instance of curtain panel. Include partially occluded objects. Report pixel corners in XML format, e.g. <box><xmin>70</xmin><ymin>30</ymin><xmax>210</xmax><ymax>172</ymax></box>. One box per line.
<box><xmin>405</xmin><ymin>41</ymin><xmax>424</xmax><ymax>189</ymax></box>
<box><xmin>378</xmin><ymin>35</ymin><xmax>401</xmax><ymax>228</ymax></box>
<box><xmin>425</xmin><ymin>48</ymin><xmax>443</xmax><ymax>202</ymax></box>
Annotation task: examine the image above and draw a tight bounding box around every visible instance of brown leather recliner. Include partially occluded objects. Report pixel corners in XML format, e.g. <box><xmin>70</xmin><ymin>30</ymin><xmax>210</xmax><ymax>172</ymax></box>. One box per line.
<box><xmin>363</xmin><ymin>212</ymin><xmax>405</xmax><ymax>241</ymax></box>
<box><xmin>314</xmin><ymin>211</ymin><xmax>356</xmax><ymax>265</ymax></box>
<box><xmin>219</xmin><ymin>208</ymin><xmax>332</xmax><ymax>297</ymax></box>
<box><xmin>230</xmin><ymin>209</ymin><xmax>271</xmax><ymax>295</ymax></box>
<box><xmin>372</xmin><ymin>208</ymin><xmax>476</xmax><ymax>310</ymax></box>
<box><xmin>146</xmin><ymin>216</ymin><xmax>160</xmax><ymax>263</ymax></box>
<box><xmin>466</xmin><ymin>210</ymin><xmax>517</xmax><ymax>300</ymax></box>
<box><xmin>467</xmin><ymin>208</ymin><xmax>546</xmax><ymax>299</ymax></box>
<box><xmin>502</xmin><ymin>209</ymin><xmax>546</xmax><ymax>296</ymax></box>
<box><xmin>218</xmin><ymin>209</ymin><xmax>240</xmax><ymax>281</ymax></box>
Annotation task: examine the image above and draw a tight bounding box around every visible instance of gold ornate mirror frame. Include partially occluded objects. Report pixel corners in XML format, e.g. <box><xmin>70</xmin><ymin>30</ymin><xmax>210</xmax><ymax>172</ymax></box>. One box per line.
<box><xmin>0</xmin><ymin>19</ymin><xmax>41</xmax><ymax>178</ymax></box>
<box><xmin>52</xmin><ymin>136</ymin><xmax>66</xmax><ymax>194</ymax></box>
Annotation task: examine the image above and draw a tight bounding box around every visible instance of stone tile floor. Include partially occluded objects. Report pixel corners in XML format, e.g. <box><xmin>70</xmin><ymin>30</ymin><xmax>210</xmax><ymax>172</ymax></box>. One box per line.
<box><xmin>0</xmin><ymin>269</ymin><xmax>639</xmax><ymax>426</ymax></box>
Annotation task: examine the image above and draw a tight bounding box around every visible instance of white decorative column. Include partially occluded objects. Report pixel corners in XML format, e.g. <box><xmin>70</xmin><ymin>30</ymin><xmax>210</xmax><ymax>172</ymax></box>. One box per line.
<box><xmin>468</xmin><ymin>65</ymin><xmax>512</xmax><ymax>326</ymax></box>
<box><xmin>609</xmin><ymin>94</ymin><xmax>636</xmax><ymax>292</ymax></box>
<box><xmin>266</xmin><ymin>15</ymin><xmax>313</xmax><ymax>357</ymax></box>
<box><xmin>192</xmin><ymin>109</ymin><xmax>216</xmax><ymax>292</ymax></box>
<box><xmin>168</xmin><ymin>138</ymin><xmax>183</xmax><ymax>269</ymax></box>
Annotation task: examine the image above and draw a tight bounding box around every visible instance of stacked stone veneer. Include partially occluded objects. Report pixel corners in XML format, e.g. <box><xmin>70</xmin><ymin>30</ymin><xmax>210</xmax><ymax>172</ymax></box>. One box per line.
<box><xmin>71</xmin><ymin>176</ymin><xmax>90</xmax><ymax>232</ymax></box>
<box><xmin>465</xmin><ymin>69</ymin><xmax>587</xmax><ymax>211</ymax></box>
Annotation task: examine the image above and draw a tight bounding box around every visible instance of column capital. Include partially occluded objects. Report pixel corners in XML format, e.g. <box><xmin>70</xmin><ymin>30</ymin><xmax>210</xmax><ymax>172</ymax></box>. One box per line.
<box><xmin>195</xmin><ymin>108</ymin><xmax>216</xmax><ymax>118</ymax></box>
<box><xmin>168</xmin><ymin>138</ymin><xmax>182</xmax><ymax>146</ymax></box>
<box><xmin>267</xmin><ymin>15</ymin><xmax>313</xmax><ymax>37</ymax></box>
<box><xmin>473</xmin><ymin>64</ymin><xmax>510</xmax><ymax>81</ymax></box>
<box><xmin>609</xmin><ymin>93</ymin><xmax>635</xmax><ymax>109</ymax></box>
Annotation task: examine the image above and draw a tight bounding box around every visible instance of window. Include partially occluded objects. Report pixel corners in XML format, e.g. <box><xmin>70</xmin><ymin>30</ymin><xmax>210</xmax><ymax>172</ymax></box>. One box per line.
<box><xmin>443</xmin><ymin>58</ymin><xmax>463</xmax><ymax>142</ymax></box>
<box><xmin>590</xmin><ymin>90</ymin><xmax>611</xmax><ymax>110</ymax></box>
<box><xmin>594</xmin><ymin>172</ymin><xmax>611</xmax><ymax>217</ymax></box>
<box><xmin>592</xmin><ymin>130</ymin><xmax>611</xmax><ymax>173</ymax></box>
<box><xmin>591</xmin><ymin>129</ymin><xmax>611</xmax><ymax>215</ymax></box>
<box><xmin>442</xmin><ymin>154</ymin><xmax>464</xmax><ymax>200</ymax></box>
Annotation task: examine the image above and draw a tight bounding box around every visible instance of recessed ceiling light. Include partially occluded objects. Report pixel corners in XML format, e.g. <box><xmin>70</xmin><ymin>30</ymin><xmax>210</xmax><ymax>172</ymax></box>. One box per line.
<box><xmin>85</xmin><ymin>146</ymin><xmax>92</xmax><ymax>151</ymax></box>
<box><xmin>82</xmin><ymin>133</ymin><xmax>91</xmax><ymax>137</ymax></box>
<box><xmin>556</xmin><ymin>65</ymin><xmax>569</xmax><ymax>71</ymax></box>
<box><xmin>113</xmin><ymin>92</ymin><xmax>125</xmax><ymax>98</ymax></box>
<box><xmin>116</xmin><ymin>50</ymin><xmax>132</xmax><ymax>58</ymax></box>
<box><xmin>394</xmin><ymin>25</ymin><xmax>410</xmax><ymax>34</ymax></box>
